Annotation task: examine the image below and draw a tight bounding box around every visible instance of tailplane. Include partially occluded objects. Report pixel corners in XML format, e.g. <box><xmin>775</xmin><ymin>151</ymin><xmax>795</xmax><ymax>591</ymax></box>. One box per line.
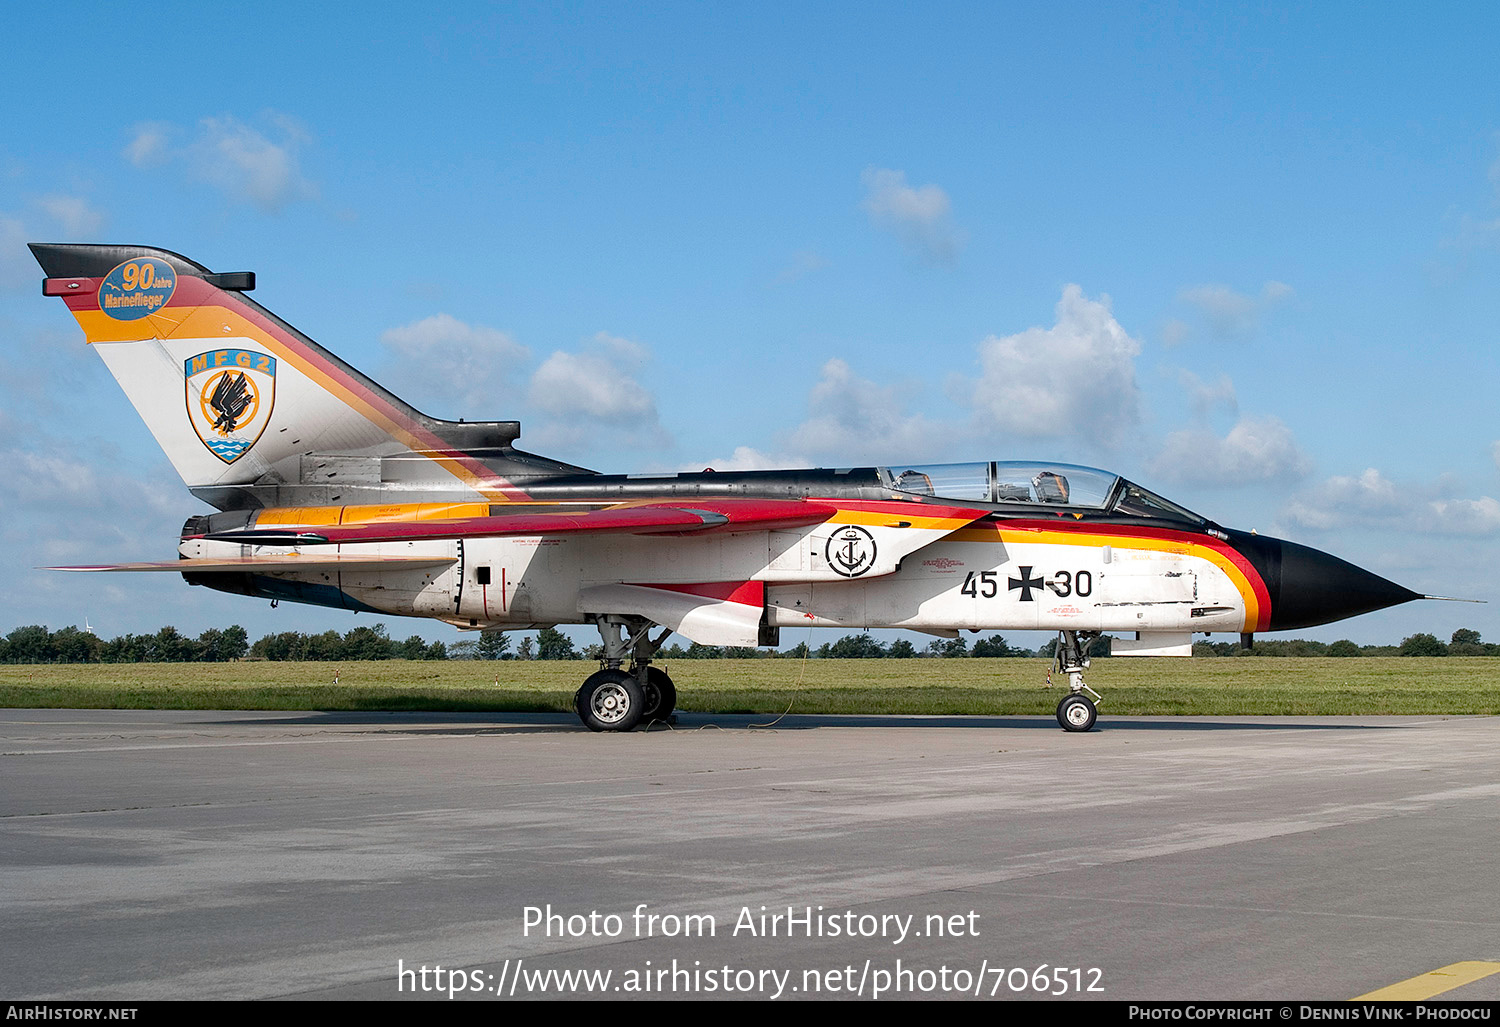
<box><xmin>31</xmin><ymin>243</ymin><xmax>586</xmax><ymax>509</ymax></box>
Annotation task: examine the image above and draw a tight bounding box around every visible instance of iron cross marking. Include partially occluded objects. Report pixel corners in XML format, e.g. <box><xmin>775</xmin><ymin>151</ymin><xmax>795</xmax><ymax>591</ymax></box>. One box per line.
<box><xmin>1008</xmin><ymin>566</ymin><xmax>1044</xmax><ymax>602</ymax></box>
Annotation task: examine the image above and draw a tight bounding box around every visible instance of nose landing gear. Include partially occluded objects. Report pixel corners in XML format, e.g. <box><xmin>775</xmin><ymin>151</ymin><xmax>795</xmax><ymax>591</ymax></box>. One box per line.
<box><xmin>1051</xmin><ymin>630</ymin><xmax>1103</xmax><ymax>732</ymax></box>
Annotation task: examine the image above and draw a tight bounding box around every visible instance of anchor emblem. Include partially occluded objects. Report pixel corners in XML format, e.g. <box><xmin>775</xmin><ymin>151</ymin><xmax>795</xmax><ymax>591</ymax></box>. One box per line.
<box><xmin>825</xmin><ymin>525</ymin><xmax>877</xmax><ymax>577</ymax></box>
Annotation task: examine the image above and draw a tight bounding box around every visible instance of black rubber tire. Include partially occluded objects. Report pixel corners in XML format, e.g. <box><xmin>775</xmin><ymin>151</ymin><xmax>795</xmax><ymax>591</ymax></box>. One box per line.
<box><xmin>576</xmin><ymin>669</ymin><xmax>645</xmax><ymax>732</ymax></box>
<box><xmin>639</xmin><ymin>667</ymin><xmax>677</xmax><ymax>722</ymax></box>
<box><xmin>1057</xmin><ymin>694</ymin><xmax>1097</xmax><ymax>733</ymax></box>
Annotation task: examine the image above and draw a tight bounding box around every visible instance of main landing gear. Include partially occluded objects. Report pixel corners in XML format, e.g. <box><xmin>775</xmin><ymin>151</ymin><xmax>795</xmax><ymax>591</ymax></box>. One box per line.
<box><xmin>1052</xmin><ymin>630</ymin><xmax>1103</xmax><ymax>732</ymax></box>
<box><xmin>574</xmin><ymin>615</ymin><xmax>676</xmax><ymax>732</ymax></box>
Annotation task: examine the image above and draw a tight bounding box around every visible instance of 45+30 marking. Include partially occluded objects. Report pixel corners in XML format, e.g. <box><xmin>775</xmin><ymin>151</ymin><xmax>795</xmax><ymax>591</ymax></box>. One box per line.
<box><xmin>960</xmin><ymin>567</ymin><xmax>1093</xmax><ymax>602</ymax></box>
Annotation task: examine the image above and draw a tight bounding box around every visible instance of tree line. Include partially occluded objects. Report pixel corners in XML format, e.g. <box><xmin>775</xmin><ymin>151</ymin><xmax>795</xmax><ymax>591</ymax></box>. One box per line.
<box><xmin>1194</xmin><ymin>629</ymin><xmax>1496</xmax><ymax>658</ymax></box>
<box><xmin>1</xmin><ymin>623</ymin><xmax>1493</xmax><ymax>664</ymax></box>
<box><xmin>0</xmin><ymin>624</ymin><xmax>1041</xmax><ymax>664</ymax></box>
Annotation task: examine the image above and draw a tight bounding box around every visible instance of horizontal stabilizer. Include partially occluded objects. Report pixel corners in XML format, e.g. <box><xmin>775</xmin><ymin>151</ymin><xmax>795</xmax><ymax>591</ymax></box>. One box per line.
<box><xmin>50</xmin><ymin>555</ymin><xmax>457</xmax><ymax>573</ymax></box>
<box><xmin>200</xmin><ymin>498</ymin><xmax>838</xmax><ymax>545</ymax></box>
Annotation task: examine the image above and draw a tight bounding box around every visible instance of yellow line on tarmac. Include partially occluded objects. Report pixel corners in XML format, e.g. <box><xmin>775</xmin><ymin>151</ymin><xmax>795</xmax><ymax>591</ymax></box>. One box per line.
<box><xmin>1354</xmin><ymin>961</ymin><xmax>1500</xmax><ymax>1000</ymax></box>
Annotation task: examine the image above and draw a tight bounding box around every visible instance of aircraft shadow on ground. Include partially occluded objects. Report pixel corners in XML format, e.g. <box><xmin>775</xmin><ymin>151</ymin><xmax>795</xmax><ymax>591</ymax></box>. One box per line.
<box><xmin>207</xmin><ymin>711</ymin><xmax>1407</xmax><ymax>734</ymax></box>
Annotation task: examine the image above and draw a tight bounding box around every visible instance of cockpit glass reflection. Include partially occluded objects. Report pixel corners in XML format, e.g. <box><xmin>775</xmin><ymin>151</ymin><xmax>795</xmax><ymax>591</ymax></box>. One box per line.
<box><xmin>992</xmin><ymin>463</ymin><xmax>1117</xmax><ymax>508</ymax></box>
<box><xmin>885</xmin><ymin>460</ymin><xmax>1205</xmax><ymax>524</ymax></box>
<box><xmin>888</xmin><ymin>462</ymin><xmax>990</xmax><ymax>501</ymax></box>
<box><xmin>1110</xmin><ymin>481</ymin><xmax>1204</xmax><ymax>524</ymax></box>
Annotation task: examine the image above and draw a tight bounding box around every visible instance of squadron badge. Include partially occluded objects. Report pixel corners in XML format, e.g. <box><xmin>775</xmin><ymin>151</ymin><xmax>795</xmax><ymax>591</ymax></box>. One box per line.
<box><xmin>185</xmin><ymin>349</ymin><xmax>276</xmax><ymax>463</ymax></box>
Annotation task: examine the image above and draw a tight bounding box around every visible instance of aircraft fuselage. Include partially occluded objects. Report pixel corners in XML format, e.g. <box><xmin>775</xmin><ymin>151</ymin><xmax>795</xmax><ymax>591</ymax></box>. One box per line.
<box><xmin>178</xmin><ymin>463</ymin><xmax>1417</xmax><ymax>653</ymax></box>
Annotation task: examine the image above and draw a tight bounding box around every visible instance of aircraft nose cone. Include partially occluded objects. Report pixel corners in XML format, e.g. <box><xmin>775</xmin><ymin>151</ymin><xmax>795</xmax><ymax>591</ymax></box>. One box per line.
<box><xmin>1230</xmin><ymin>532</ymin><xmax>1421</xmax><ymax>631</ymax></box>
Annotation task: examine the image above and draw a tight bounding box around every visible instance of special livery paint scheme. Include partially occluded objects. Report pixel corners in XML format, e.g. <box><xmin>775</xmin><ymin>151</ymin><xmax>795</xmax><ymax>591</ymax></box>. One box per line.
<box><xmin>32</xmin><ymin>243</ymin><xmax>1430</xmax><ymax>732</ymax></box>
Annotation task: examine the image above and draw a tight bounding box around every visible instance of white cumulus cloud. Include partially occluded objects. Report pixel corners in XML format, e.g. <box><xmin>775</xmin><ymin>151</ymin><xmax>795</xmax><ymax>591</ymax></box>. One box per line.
<box><xmin>1149</xmin><ymin>372</ymin><xmax>1309</xmax><ymax>484</ymax></box>
<box><xmin>861</xmin><ymin>167</ymin><xmax>963</xmax><ymax>265</ymax></box>
<box><xmin>380</xmin><ymin>314</ymin><xmax>530</xmax><ymax>417</ymax></box>
<box><xmin>190</xmin><ymin>114</ymin><xmax>316</xmax><ymax>211</ymax></box>
<box><xmin>679</xmin><ymin>446</ymin><xmax>809</xmax><ymax>473</ymax></box>
<box><xmin>1154</xmin><ymin>415</ymin><xmax>1311</xmax><ymax>484</ymax></box>
<box><xmin>1176</xmin><ymin>370</ymin><xmax>1238</xmax><ymax>419</ymax></box>
<box><xmin>969</xmin><ymin>285</ymin><xmax>1142</xmax><ymax>448</ymax></box>
<box><xmin>125</xmin><ymin>113</ymin><xmax>317</xmax><ymax>212</ymax></box>
<box><xmin>37</xmin><ymin>196</ymin><xmax>105</xmax><ymax>238</ymax></box>
<box><xmin>0</xmin><ymin>418</ymin><xmax>183</xmax><ymax>568</ymax></box>
<box><xmin>123</xmin><ymin>122</ymin><xmax>172</xmax><ymax>167</ymax></box>
<box><xmin>783</xmin><ymin>358</ymin><xmax>951</xmax><ymax>464</ymax></box>
<box><xmin>527</xmin><ymin>333</ymin><xmax>667</xmax><ymax>449</ymax></box>
<box><xmin>1283</xmin><ymin>468</ymin><xmax>1500</xmax><ymax>537</ymax></box>
<box><xmin>770</xmin><ymin>285</ymin><xmax>1149</xmax><ymax>464</ymax></box>
<box><xmin>1169</xmin><ymin>281</ymin><xmax>1294</xmax><ymax>344</ymax></box>
<box><xmin>1426</xmin><ymin>496</ymin><xmax>1500</xmax><ymax>535</ymax></box>
<box><xmin>0</xmin><ymin>196</ymin><xmax>109</xmax><ymax>290</ymax></box>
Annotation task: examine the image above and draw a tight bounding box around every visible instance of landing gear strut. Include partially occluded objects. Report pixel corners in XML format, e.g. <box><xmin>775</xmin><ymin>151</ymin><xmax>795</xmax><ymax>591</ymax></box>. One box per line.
<box><xmin>1051</xmin><ymin>630</ymin><xmax>1103</xmax><ymax>732</ymax></box>
<box><xmin>573</xmin><ymin>616</ymin><xmax>675</xmax><ymax>732</ymax></box>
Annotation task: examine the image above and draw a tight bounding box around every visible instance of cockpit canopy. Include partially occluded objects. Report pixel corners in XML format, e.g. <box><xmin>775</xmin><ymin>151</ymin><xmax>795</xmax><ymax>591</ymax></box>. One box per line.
<box><xmin>882</xmin><ymin>461</ymin><xmax>1205</xmax><ymax>525</ymax></box>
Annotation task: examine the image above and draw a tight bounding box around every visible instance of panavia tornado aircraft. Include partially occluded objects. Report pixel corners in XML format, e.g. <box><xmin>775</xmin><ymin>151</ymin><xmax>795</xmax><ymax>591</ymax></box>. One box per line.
<box><xmin>32</xmin><ymin>243</ymin><xmax>1437</xmax><ymax>733</ymax></box>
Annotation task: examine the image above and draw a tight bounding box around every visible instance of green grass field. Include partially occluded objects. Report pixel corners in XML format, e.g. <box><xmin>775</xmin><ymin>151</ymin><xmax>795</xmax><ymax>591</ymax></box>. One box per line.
<box><xmin>1</xmin><ymin>657</ymin><xmax>1497</xmax><ymax>716</ymax></box>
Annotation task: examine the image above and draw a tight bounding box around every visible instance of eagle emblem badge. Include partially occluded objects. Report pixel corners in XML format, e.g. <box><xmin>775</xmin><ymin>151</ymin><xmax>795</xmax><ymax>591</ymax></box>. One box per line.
<box><xmin>185</xmin><ymin>349</ymin><xmax>277</xmax><ymax>464</ymax></box>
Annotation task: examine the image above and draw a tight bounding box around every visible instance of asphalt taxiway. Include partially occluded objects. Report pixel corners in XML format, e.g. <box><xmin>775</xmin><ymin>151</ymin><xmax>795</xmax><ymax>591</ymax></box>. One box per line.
<box><xmin>3</xmin><ymin>709</ymin><xmax>1497</xmax><ymax>1000</ymax></box>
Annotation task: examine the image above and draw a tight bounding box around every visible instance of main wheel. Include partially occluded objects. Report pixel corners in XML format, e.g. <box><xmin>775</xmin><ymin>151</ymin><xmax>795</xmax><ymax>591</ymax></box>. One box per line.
<box><xmin>639</xmin><ymin>667</ymin><xmax>677</xmax><ymax>722</ymax></box>
<box><xmin>1057</xmin><ymin>694</ymin><xmax>1097</xmax><ymax>733</ymax></box>
<box><xmin>576</xmin><ymin>670</ymin><xmax>645</xmax><ymax>732</ymax></box>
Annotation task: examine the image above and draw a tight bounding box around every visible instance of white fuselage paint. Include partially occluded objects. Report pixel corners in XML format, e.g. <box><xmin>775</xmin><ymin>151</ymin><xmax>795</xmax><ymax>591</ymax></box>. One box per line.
<box><xmin>766</xmin><ymin>538</ymin><xmax>1243</xmax><ymax>635</ymax></box>
<box><xmin>182</xmin><ymin>524</ymin><xmax>1247</xmax><ymax>638</ymax></box>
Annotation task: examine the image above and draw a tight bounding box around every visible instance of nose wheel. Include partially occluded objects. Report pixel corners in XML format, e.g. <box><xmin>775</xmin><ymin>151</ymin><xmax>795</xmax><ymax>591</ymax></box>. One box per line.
<box><xmin>1051</xmin><ymin>630</ymin><xmax>1103</xmax><ymax>732</ymax></box>
<box><xmin>1056</xmin><ymin>693</ymin><xmax>1097</xmax><ymax>732</ymax></box>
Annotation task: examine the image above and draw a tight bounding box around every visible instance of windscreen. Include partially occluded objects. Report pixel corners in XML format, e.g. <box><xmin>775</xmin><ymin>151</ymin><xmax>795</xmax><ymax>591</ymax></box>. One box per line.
<box><xmin>1109</xmin><ymin>480</ymin><xmax>1206</xmax><ymax>524</ymax></box>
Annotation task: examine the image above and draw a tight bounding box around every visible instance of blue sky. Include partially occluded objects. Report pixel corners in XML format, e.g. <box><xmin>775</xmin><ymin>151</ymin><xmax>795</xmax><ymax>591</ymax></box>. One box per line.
<box><xmin>2</xmin><ymin>2</ymin><xmax>1497</xmax><ymax>649</ymax></box>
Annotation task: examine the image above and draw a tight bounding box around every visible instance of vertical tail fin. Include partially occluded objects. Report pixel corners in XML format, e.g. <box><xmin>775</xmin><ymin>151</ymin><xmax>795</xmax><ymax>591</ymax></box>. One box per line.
<box><xmin>31</xmin><ymin>243</ymin><xmax>583</xmax><ymax>509</ymax></box>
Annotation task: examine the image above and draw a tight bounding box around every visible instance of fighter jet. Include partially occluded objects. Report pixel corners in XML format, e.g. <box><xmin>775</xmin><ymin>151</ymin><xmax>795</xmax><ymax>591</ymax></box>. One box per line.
<box><xmin>32</xmin><ymin>243</ymin><xmax>1435</xmax><ymax>732</ymax></box>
